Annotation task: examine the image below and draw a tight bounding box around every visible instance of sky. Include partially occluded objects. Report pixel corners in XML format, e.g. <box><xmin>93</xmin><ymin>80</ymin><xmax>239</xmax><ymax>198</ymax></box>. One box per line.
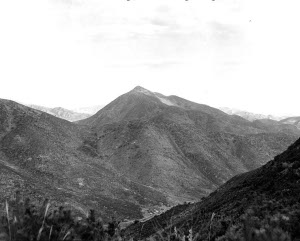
<box><xmin>0</xmin><ymin>0</ymin><xmax>299</xmax><ymax>116</ymax></box>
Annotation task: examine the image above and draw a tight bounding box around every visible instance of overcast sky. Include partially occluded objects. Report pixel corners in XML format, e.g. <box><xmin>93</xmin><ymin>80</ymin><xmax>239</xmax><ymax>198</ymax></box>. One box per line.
<box><xmin>0</xmin><ymin>0</ymin><xmax>299</xmax><ymax>116</ymax></box>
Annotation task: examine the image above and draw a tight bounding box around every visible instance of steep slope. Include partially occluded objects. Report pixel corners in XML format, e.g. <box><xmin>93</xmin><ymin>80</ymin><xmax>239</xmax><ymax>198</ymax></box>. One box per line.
<box><xmin>28</xmin><ymin>104</ymin><xmax>91</xmax><ymax>122</ymax></box>
<box><xmin>125</xmin><ymin>137</ymin><xmax>300</xmax><ymax>240</ymax></box>
<box><xmin>78</xmin><ymin>86</ymin><xmax>299</xmax><ymax>205</ymax></box>
<box><xmin>0</xmin><ymin>99</ymin><xmax>168</xmax><ymax>220</ymax></box>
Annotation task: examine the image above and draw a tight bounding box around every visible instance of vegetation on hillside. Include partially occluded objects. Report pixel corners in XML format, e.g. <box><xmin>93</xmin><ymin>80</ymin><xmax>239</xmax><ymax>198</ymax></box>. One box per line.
<box><xmin>0</xmin><ymin>196</ymin><xmax>122</xmax><ymax>241</ymax></box>
<box><xmin>1</xmin><ymin>136</ymin><xmax>300</xmax><ymax>241</ymax></box>
<box><xmin>1</xmin><ymin>133</ymin><xmax>300</xmax><ymax>241</ymax></box>
<box><xmin>1</xmin><ymin>191</ymin><xmax>299</xmax><ymax>241</ymax></box>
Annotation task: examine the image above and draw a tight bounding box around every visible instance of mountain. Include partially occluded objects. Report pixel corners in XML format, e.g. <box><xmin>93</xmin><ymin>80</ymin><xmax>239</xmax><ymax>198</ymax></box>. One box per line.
<box><xmin>280</xmin><ymin>116</ymin><xmax>300</xmax><ymax>129</ymax></box>
<box><xmin>1</xmin><ymin>87</ymin><xmax>299</xmax><ymax>222</ymax></box>
<box><xmin>219</xmin><ymin>107</ymin><xmax>286</xmax><ymax>121</ymax></box>
<box><xmin>78</xmin><ymin>86</ymin><xmax>299</xmax><ymax>205</ymax></box>
<box><xmin>72</xmin><ymin>105</ymin><xmax>104</xmax><ymax>115</ymax></box>
<box><xmin>125</xmin><ymin>137</ymin><xmax>300</xmax><ymax>240</ymax></box>
<box><xmin>27</xmin><ymin>104</ymin><xmax>91</xmax><ymax>122</ymax></box>
<box><xmin>0</xmin><ymin>99</ymin><xmax>168</xmax><ymax>220</ymax></box>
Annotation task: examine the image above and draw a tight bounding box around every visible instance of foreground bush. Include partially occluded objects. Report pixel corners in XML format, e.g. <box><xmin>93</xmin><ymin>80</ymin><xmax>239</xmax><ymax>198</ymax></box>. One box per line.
<box><xmin>1</xmin><ymin>193</ymin><xmax>299</xmax><ymax>241</ymax></box>
<box><xmin>0</xmin><ymin>197</ymin><xmax>121</xmax><ymax>241</ymax></box>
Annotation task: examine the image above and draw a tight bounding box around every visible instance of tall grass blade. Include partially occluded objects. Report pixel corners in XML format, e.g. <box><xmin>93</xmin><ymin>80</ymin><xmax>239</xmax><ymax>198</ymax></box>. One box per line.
<box><xmin>208</xmin><ymin>212</ymin><xmax>216</xmax><ymax>241</ymax></box>
<box><xmin>37</xmin><ymin>202</ymin><xmax>50</xmax><ymax>241</ymax></box>
<box><xmin>5</xmin><ymin>200</ymin><xmax>11</xmax><ymax>241</ymax></box>
<box><xmin>63</xmin><ymin>230</ymin><xmax>71</xmax><ymax>240</ymax></box>
<box><xmin>49</xmin><ymin>225</ymin><xmax>53</xmax><ymax>241</ymax></box>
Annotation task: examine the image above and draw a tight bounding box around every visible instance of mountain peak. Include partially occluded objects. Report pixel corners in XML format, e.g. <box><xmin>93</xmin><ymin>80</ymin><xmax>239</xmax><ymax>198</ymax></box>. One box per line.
<box><xmin>131</xmin><ymin>86</ymin><xmax>152</xmax><ymax>94</ymax></box>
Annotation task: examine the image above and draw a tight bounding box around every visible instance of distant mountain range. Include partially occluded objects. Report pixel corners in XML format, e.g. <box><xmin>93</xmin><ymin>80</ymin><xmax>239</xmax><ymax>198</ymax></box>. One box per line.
<box><xmin>219</xmin><ymin>107</ymin><xmax>287</xmax><ymax>121</ymax></box>
<box><xmin>220</xmin><ymin>107</ymin><xmax>300</xmax><ymax>130</ymax></box>
<box><xmin>1</xmin><ymin>87</ymin><xmax>299</xmax><ymax>220</ymax></box>
<box><xmin>27</xmin><ymin>105</ymin><xmax>92</xmax><ymax>122</ymax></box>
<box><xmin>280</xmin><ymin>116</ymin><xmax>300</xmax><ymax>129</ymax></box>
<box><xmin>25</xmin><ymin>104</ymin><xmax>104</xmax><ymax>122</ymax></box>
<box><xmin>72</xmin><ymin>105</ymin><xmax>104</xmax><ymax>115</ymax></box>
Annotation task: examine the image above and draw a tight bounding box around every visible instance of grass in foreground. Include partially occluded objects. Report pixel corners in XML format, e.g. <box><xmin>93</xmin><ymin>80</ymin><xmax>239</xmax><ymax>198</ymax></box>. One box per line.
<box><xmin>1</xmin><ymin>192</ymin><xmax>299</xmax><ymax>241</ymax></box>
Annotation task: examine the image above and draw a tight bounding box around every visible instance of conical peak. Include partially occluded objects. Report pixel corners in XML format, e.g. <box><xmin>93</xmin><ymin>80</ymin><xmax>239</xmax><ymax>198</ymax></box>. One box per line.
<box><xmin>131</xmin><ymin>86</ymin><xmax>152</xmax><ymax>93</ymax></box>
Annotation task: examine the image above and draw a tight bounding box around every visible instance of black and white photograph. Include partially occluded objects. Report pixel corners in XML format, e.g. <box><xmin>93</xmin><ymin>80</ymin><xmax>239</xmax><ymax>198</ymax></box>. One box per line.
<box><xmin>0</xmin><ymin>0</ymin><xmax>300</xmax><ymax>240</ymax></box>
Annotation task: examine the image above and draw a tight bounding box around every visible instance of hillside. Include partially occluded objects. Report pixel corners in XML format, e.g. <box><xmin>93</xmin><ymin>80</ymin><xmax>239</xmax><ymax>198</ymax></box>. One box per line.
<box><xmin>27</xmin><ymin>104</ymin><xmax>91</xmax><ymax>122</ymax></box>
<box><xmin>125</xmin><ymin>137</ymin><xmax>300</xmax><ymax>240</ymax></box>
<box><xmin>0</xmin><ymin>99</ymin><xmax>168</xmax><ymax>220</ymax></box>
<box><xmin>78</xmin><ymin>86</ymin><xmax>299</xmax><ymax>204</ymax></box>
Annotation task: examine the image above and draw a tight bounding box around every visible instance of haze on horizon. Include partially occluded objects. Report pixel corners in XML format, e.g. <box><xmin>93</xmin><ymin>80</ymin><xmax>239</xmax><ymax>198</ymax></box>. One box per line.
<box><xmin>0</xmin><ymin>0</ymin><xmax>299</xmax><ymax>116</ymax></box>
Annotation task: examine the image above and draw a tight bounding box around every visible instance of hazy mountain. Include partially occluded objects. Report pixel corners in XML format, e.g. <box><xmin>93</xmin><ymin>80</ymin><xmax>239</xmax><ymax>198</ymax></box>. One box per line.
<box><xmin>280</xmin><ymin>116</ymin><xmax>300</xmax><ymax>129</ymax></box>
<box><xmin>72</xmin><ymin>105</ymin><xmax>104</xmax><ymax>115</ymax></box>
<box><xmin>78</xmin><ymin>86</ymin><xmax>299</xmax><ymax>204</ymax></box>
<box><xmin>28</xmin><ymin>104</ymin><xmax>91</xmax><ymax>122</ymax></box>
<box><xmin>125</xmin><ymin>137</ymin><xmax>300</xmax><ymax>240</ymax></box>
<box><xmin>219</xmin><ymin>107</ymin><xmax>286</xmax><ymax>121</ymax></box>
<box><xmin>252</xmin><ymin>118</ymin><xmax>300</xmax><ymax>134</ymax></box>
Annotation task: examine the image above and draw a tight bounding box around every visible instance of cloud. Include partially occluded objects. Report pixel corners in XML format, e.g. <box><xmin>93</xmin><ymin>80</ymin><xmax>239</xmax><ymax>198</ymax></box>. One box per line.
<box><xmin>108</xmin><ymin>59</ymin><xmax>181</xmax><ymax>69</ymax></box>
<box><xmin>155</xmin><ymin>5</ymin><xmax>171</xmax><ymax>13</ymax></box>
<box><xmin>150</xmin><ymin>18</ymin><xmax>175</xmax><ymax>27</ymax></box>
<box><xmin>50</xmin><ymin>0</ymin><xmax>84</xmax><ymax>7</ymax></box>
<box><xmin>143</xmin><ymin>60</ymin><xmax>181</xmax><ymax>69</ymax></box>
<box><xmin>209</xmin><ymin>21</ymin><xmax>243</xmax><ymax>45</ymax></box>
